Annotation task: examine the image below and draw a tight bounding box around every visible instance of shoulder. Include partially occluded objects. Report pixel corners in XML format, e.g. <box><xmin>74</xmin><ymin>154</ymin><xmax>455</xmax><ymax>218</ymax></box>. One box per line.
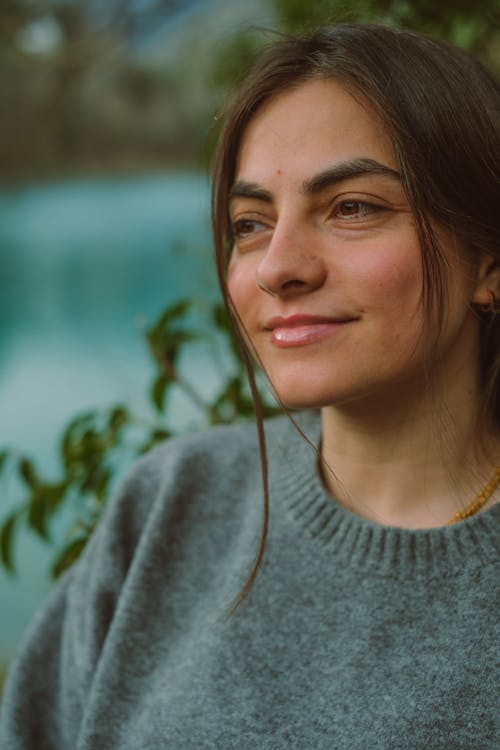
<box><xmin>102</xmin><ymin>412</ymin><xmax>308</xmax><ymax>537</ymax></box>
<box><xmin>121</xmin><ymin>411</ymin><xmax>313</xmax><ymax>499</ymax></box>
<box><xmin>76</xmin><ymin>410</ymin><xmax>320</xmax><ymax>583</ymax></box>
<box><xmin>121</xmin><ymin>417</ymin><xmax>262</xmax><ymax>502</ymax></box>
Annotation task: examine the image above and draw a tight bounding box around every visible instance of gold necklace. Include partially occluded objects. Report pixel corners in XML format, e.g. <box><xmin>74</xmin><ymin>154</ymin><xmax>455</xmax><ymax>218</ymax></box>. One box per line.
<box><xmin>447</xmin><ymin>468</ymin><xmax>500</xmax><ymax>524</ymax></box>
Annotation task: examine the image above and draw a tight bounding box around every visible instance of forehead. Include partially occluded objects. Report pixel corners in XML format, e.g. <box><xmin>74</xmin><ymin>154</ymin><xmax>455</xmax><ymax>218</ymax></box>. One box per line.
<box><xmin>235</xmin><ymin>79</ymin><xmax>396</xmax><ymax>184</ymax></box>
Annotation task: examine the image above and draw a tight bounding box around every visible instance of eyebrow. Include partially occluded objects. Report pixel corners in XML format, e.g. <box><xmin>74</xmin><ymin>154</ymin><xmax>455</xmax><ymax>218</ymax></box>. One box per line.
<box><xmin>303</xmin><ymin>158</ymin><xmax>401</xmax><ymax>195</ymax></box>
<box><xmin>228</xmin><ymin>182</ymin><xmax>273</xmax><ymax>203</ymax></box>
<box><xmin>229</xmin><ymin>158</ymin><xmax>401</xmax><ymax>204</ymax></box>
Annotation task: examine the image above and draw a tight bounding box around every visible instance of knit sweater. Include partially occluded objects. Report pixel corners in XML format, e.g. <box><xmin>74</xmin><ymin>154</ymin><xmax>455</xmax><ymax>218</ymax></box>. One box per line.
<box><xmin>0</xmin><ymin>412</ymin><xmax>499</xmax><ymax>749</ymax></box>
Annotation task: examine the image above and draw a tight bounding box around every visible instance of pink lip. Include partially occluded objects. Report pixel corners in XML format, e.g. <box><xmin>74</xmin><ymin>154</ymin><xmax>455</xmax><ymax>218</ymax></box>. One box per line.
<box><xmin>265</xmin><ymin>314</ymin><xmax>356</xmax><ymax>348</ymax></box>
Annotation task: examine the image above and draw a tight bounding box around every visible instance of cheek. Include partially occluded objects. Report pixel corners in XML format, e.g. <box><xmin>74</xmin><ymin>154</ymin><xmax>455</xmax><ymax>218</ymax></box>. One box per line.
<box><xmin>355</xmin><ymin>245</ymin><xmax>423</xmax><ymax>317</ymax></box>
<box><xmin>368</xmin><ymin>258</ymin><xmax>428</xmax><ymax>363</ymax></box>
<box><xmin>227</xmin><ymin>261</ymin><xmax>254</xmax><ymax>315</ymax></box>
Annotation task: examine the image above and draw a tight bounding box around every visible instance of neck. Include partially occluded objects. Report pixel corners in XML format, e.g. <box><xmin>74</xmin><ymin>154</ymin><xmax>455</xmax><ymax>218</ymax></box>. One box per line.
<box><xmin>319</xmin><ymin>370</ymin><xmax>498</xmax><ymax>528</ymax></box>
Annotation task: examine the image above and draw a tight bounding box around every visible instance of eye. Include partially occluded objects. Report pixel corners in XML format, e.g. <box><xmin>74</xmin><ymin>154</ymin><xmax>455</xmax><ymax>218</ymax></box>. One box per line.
<box><xmin>232</xmin><ymin>218</ymin><xmax>267</xmax><ymax>239</ymax></box>
<box><xmin>333</xmin><ymin>200</ymin><xmax>382</xmax><ymax>219</ymax></box>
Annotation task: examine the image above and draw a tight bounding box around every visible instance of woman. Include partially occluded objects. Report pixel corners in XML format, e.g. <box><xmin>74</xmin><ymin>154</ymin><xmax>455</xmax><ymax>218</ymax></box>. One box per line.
<box><xmin>1</xmin><ymin>24</ymin><xmax>499</xmax><ymax>749</ymax></box>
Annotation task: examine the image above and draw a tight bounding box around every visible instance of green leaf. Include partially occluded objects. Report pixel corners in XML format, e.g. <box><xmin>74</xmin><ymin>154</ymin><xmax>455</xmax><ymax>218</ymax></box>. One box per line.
<box><xmin>0</xmin><ymin>450</ymin><xmax>9</xmax><ymax>475</ymax></box>
<box><xmin>213</xmin><ymin>302</ymin><xmax>230</xmax><ymax>331</ymax></box>
<box><xmin>60</xmin><ymin>411</ymin><xmax>97</xmax><ymax>466</ymax></box>
<box><xmin>18</xmin><ymin>457</ymin><xmax>38</xmax><ymax>489</ymax></box>
<box><xmin>0</xmin><ymin>514</ymin><xmax>17</xmax><ymax>573</ymax></box>
<box><xmin>45</xmin><ymin>482</ymin><xmax>68</xmax><ymax>510</ymax></box>
<box><xmin>145</xmin><ymin>298</ymin><xmax>191</xmax><ymax>344</ymax></box>
<box><xmin>51</xmin><ymin>537</ymin><xmax>88</xmax><ymax>579</ymax></box>
<box><xmin>87</xmin><ymin>466</ymin><xmax>112</xmax><ymax>500</ymax></box>
<box><xmin>62</xmin><ymin>411</ymin><xmax>96</xmax><ymax>442</ymax></box>
<box><xmin>167</xmin><ymin>297</ymin><xmax>191</xmax><ymax>318</ymax></box>
<box><xmin>139</xmin><ymin>428</ymin><xmax>171</xmax><ymax>454</ymax></box>
<box><xmin>212</xmin><ymin>303</ymin><xmax>242</xmax><ymax>360</ymax></box>
<box><xmin>145</xmin><ymin>299</ymin><xmax>199</xmax><ymax>372</ymax></box>
<box><xmin>151</xmin><ymin>375</ymin><xmax>169</xmax><ymax>412</ymax></box>
<box><xmin>79</xmin><ymin>461</ymin><xmax>105</xmax><ymax>494</ymax></box>
<box><xmin>27</xmin><ymin>488</ymin><xmax>51</xmax><ymax>540</ymax></box>
<box><xmin>108</xmin><ymin>406</ymin><xmax>129</xmax><ymax>432</ymax></box>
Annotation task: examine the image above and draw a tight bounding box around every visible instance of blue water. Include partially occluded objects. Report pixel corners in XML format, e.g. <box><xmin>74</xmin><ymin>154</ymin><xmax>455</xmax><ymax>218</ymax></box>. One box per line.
<box><xmin>0</xmin><ymin>173</ymin><xmax>222</xmax><ymax>663</ymax></box>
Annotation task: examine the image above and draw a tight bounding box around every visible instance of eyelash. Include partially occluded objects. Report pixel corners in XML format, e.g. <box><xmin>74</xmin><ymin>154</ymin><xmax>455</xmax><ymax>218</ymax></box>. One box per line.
<box><xmin>231</xmin><ymin>199</ymin><xmax>385</xmax><ymax>241</ymax></box>
<box><xmin>331</xmin><ymin>199</ymin><xmax>382</xmax><ymax>219</ymax></box>
<box><xmin>232</xmin><ymin>218</ymin><xmax>268</xmax><ymax>239</ymax></box>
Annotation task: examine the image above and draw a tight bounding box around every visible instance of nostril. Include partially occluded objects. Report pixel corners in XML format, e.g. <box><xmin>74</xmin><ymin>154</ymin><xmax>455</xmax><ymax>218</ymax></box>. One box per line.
<box><xmin>282</xmin><ymin>279</ymin><xmax>306</xmax><ymax>290</ymax></box>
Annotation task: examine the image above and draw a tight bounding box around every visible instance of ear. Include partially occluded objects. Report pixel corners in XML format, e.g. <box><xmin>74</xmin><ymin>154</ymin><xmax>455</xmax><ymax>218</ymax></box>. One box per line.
<box><xmin>471</xmin><ymin>255</ymin><xmax>500</xmax><ymax>306</ymax></box>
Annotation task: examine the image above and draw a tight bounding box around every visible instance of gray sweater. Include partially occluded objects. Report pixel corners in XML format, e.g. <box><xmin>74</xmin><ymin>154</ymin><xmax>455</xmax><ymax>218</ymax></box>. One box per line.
<box><xmin>1</xmin><ymin>412</ymin><xmax>499</xmax><ymax>749</ymax></box>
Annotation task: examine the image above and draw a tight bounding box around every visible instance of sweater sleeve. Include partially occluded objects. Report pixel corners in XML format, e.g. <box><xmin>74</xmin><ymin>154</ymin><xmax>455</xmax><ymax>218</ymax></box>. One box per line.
<box><xmin>0</xmin><ymin>419</ymin><xmax>265</xmax><ymax>749</ymax></box>
<box><xmin>0</xmin><ymin>449</ymin><xmax>161</xmax><ymax>749</ymax></box>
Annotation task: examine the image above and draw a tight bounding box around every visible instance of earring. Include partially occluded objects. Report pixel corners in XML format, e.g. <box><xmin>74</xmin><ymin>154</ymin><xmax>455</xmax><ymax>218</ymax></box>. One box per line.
<box><xmin>480</xmin><ymin>290</ymin><xmax>498</xmax><ymax>314</ymax></box>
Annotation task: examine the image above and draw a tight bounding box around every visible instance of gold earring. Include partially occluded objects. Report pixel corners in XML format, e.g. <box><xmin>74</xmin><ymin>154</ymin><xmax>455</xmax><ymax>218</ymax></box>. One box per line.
<box><xmin>480</xmin><ymin>290</ymin><xmax>498</xmax><ymax>314</ymax></box>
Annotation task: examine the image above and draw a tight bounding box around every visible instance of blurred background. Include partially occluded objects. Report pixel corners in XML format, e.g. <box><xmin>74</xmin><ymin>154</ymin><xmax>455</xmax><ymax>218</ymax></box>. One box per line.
<box><xmin>1</xmin><ymin>0</ymin><xmax>499</xmax><ymax>683</ymax></box>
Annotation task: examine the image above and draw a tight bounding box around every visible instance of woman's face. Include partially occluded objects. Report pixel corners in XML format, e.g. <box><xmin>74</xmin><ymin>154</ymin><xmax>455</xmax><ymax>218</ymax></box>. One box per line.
<box><xmin>227</xmin><ymin>79</ymin><xmax>481</xmax><ymax>410</ymax></box>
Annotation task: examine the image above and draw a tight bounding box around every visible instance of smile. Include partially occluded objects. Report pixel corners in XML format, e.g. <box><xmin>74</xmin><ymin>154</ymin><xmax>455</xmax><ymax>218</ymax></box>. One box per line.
<box><xmin>266</xmin><ymin>315</ymin><xmax>356</xmax><ymax>348</ymax></box>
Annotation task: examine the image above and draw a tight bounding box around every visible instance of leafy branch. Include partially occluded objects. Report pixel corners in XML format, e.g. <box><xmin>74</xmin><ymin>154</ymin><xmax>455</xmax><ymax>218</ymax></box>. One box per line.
<box><xmin>0</xmin><ymin>298</ymin><xmax>279</xmax><ymax>578</ymax></box>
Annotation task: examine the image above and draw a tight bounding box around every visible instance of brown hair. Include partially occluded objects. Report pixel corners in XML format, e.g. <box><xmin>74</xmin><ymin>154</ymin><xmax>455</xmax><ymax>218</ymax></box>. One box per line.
<box><xmin>211</xmin><ymin>24</ymin><xmax>500</xmax><ymax>609</ymax></box>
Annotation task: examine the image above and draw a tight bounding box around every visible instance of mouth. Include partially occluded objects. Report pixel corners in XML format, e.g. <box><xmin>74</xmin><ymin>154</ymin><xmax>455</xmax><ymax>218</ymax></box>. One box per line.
<box><xmin>265</xmin><ymin>314</ymin><xmax>357</xmax><ymax>348</ymax></box>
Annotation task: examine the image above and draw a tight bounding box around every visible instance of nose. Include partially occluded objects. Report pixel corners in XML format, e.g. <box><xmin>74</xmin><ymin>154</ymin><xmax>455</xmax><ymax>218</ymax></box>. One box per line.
<box><xmin>255</xmin><ymin>219</ymin><xmax>327</xmax><ymax>297</ymax></box>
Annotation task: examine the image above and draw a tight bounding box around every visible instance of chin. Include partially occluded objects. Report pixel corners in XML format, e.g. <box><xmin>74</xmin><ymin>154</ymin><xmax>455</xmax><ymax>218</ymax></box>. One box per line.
<box><xmin>264</xmin><ymin>366</ymin><xmax>396</xmax><ymax>411</ymax></box>
<box><xmin>277</xmin><ymin>394</ymin><xmax>346</xmax><ymax>411</ymax></box>
<box><xmin>266</xmin><ymin>376</ymin><xmax>350</xmax><ymax>411</ymax></box>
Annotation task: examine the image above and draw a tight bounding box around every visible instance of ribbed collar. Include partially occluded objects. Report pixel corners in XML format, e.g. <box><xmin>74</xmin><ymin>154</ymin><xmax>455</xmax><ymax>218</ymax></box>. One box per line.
<box><xmin>270</xmin><ymin>412</ymin><xmax>500</xmax><ymax>580</ymax></box>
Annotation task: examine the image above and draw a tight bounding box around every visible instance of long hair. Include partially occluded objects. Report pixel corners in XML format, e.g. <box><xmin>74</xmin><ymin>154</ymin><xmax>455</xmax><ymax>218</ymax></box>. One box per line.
<box><xmin>211</xmin><ymin>24</ymin><xmax>500</xmax><ymax>609</ymax></box>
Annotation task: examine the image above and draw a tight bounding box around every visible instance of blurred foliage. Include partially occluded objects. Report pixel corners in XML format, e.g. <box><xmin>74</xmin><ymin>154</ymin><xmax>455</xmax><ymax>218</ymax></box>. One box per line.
<box><xmin>1</xmin><ymin>0</ymin><xmax>498</xmax><ymax>179</ymax></box>
<box><xmin>210</xmin><ymin>29</ymin><xmax>271</xmax><ymax>93</ymax></box>
<box><xmin>274</xmin><ymin>0</ymin><xmax>500</xmax><ymax>69</ymax></box>
<box><xmin>0</xmin><ymin>300</ymin><xmax>279</xmax><ymax>578</ymax></box>
<box><xmin>210</xmin><ymin>0</ymin><xmax>499</xmax><ymax>104</ymax></box>
<box><xmin>0</xmin><ymin>0</ymin><xmax>216</xmax><ymax>177</ymax></box>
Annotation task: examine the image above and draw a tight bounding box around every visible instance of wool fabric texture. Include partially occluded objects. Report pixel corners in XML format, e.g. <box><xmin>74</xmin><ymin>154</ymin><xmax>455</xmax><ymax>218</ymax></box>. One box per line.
<box><xmin>0</xmin><ymin>412</ymin><xmax>499</xmax><ymax>749</ymax></box>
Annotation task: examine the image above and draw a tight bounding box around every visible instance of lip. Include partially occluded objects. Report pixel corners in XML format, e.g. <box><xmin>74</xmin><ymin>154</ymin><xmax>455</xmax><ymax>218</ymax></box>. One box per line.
<box><xmin>265</xmin><ymin>314</ymin><xmax>356</xmax><ymax>348</ymax></box>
